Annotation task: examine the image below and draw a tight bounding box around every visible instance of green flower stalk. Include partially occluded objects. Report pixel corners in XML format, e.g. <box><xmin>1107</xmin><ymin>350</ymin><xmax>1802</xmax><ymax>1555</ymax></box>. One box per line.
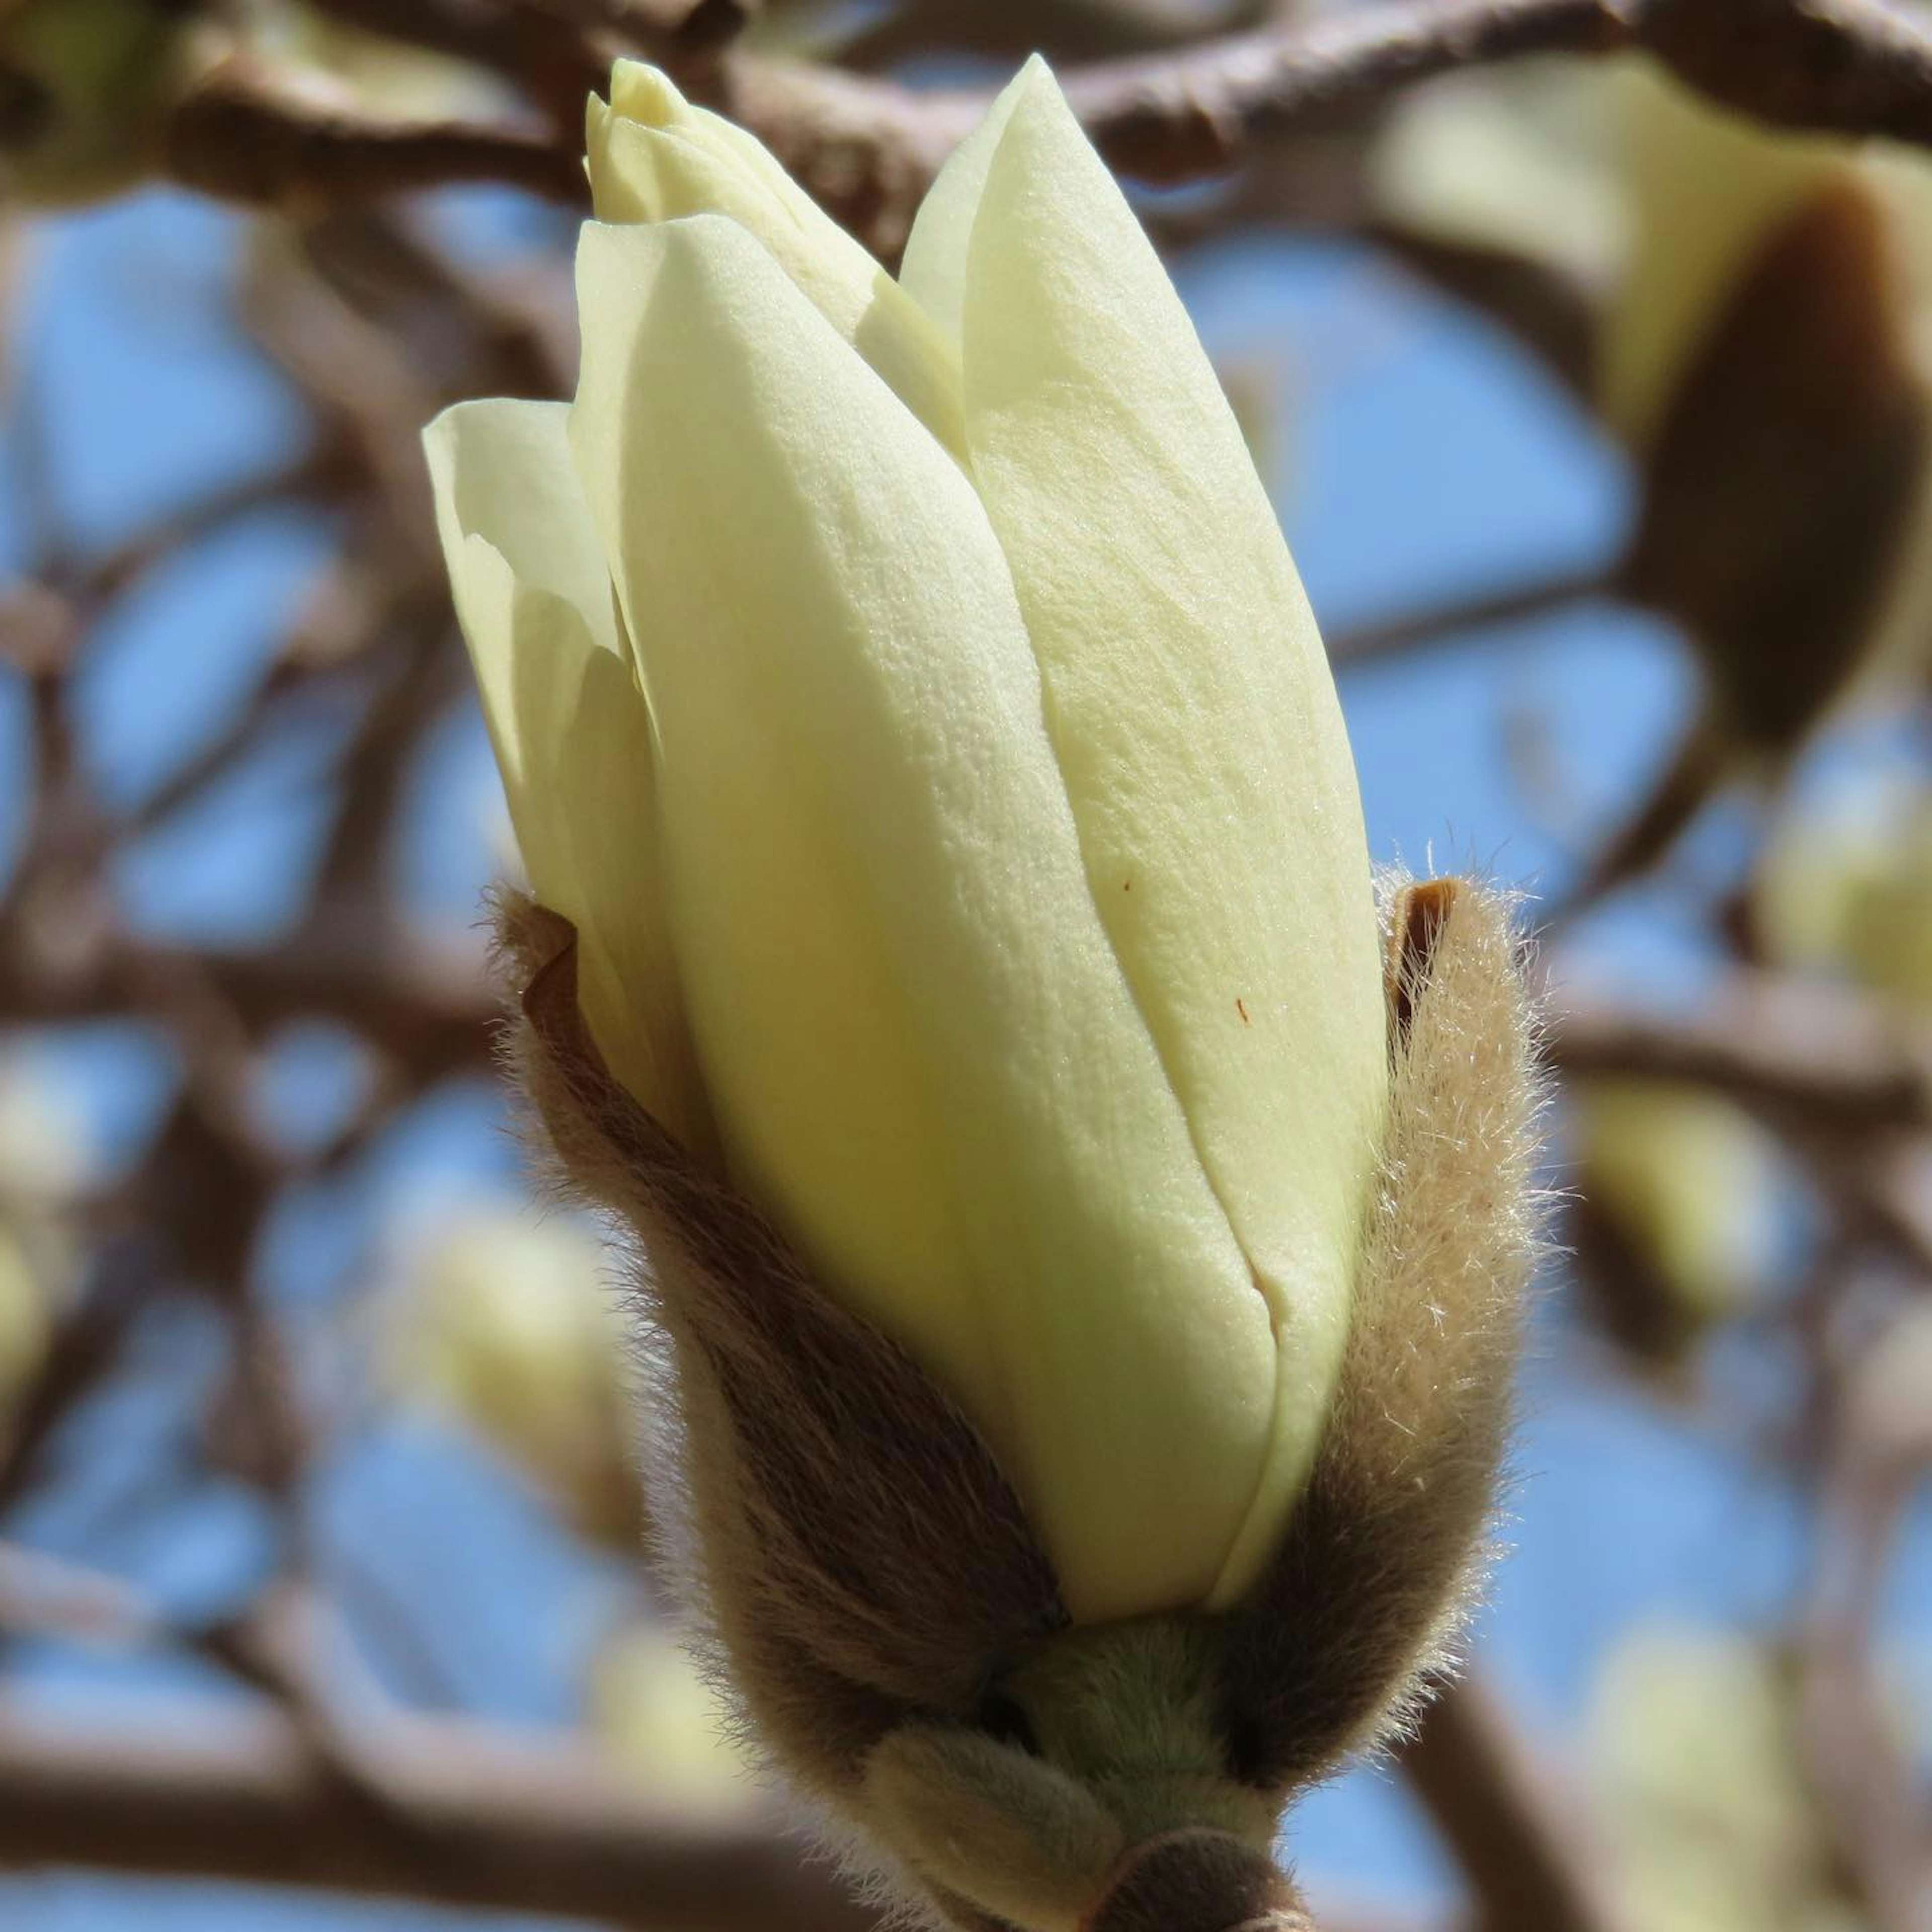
<box><xmin>426</xmin><ymin>59</ymin><xmax>1541</xmax><ymax>1932</ymax></box>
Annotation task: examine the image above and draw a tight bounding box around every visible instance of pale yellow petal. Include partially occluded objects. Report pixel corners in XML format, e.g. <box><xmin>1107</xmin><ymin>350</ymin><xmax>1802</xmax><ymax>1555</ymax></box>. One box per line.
<box><xmin>570</xmin><ymin>214</ymin><xmax>1279</xmax><ymax>1620</ymax></box>
<box><xmin>422</xmin><ymin>399</ymin><xmax>706</xmax><ymax>1148</ymax></box>
<box><xmin>898</xmin><ymin>63</ymin><xmax>1027</xmax><ymax>351</ymax></box>
<box><xmin>587</xmin><ymin>61</ymin><xmax>964</xmax><ymax>459</ymax></box>
<box><xmin>952</xmin><ymin>63</ymin><xmax>1388</xmax><ymax>1606</ymax></box>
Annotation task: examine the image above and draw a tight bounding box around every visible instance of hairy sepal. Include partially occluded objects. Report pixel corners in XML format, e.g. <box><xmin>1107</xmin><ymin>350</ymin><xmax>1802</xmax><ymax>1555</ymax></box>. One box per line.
<box><xmin>1219</xmin><ymin>873</ymin><xmax>1545</xmax><ymax>1790</ymax></box>
<box><xmin>493</xmin><ymin>889</ymin><xmax>1066</xmax><ymax>1799</ymax></box>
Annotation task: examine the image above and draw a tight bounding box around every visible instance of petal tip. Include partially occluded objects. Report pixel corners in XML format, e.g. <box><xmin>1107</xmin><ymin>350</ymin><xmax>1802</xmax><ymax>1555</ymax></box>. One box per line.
<box><xmin>606</xmin><ymin>58</ymin><xmax>687</xmax><ymax>129</ymax></box>
<box><xmin>1010</xmin><ymin>51</ymin><xmax>1074</xmax><ymax>120</ymax></box>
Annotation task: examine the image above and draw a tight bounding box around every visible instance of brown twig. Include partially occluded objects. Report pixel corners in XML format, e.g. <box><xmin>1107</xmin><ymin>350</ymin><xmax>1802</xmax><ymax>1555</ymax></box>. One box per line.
<box><xmin>1399</xmin><ymin>1677</ymin><xmax>1632</xmax><ymax>1932</ymax></box>
<box><xmin>1792</xmin><ymin>1302</ymin><xmax>1932</xmax><ymax>1932</ymax></box>
<box><xmin>1056</xmin><ymin>0</ymin><xmax>1932</xmax><ymax>179</ymax></box>
<box><xmin>163</xmin><ymin>62</ymin><xmax>586</xmax><ymax>213</ymax></box>
<box><xmin>734</xmin><ymin>0</ymin><xmax>1932</xmax><ymax>251</ymax></box>
<box><xmin>1054</xmin><ymin>0</ymin><xmax>1629</xmax><ymax>181</ymax></box>
<box><xmin>1547</xmin><ymin>978</ymin><xmax>1932</xmax><ymax>1138</ymax></box>
<box><xmin>0</xmin><ymin>1692</ymin><xmax>874</xmax><ymax>1930</ymax></box>
<box><xmin>1327</xmin><ymin>561</ymin><xmax>1618</xmax><ymax>670</ymax></box>
<box><xmin>132</xmin><ymin>0</ymin><xmax>1932</xmax><ymax>242</ymax></box>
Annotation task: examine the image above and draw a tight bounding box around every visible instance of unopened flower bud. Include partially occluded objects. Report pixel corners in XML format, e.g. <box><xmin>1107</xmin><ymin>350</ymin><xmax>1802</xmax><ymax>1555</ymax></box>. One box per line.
<box><xmin>426</xmin><ymin>58</ymin><xmax>1541</xmax><ymax>1930</ymax></box>
<box><xmin>1374</xmin><ymin>58</ymin><xmax>1932</xmax><ymax>897</ymax></box>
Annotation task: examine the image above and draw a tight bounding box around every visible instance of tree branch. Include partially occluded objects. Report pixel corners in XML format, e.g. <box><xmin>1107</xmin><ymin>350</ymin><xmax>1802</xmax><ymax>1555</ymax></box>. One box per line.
<box><xmin>0</xmin><ymin>1694</ymin><xmax>873</xmax><ymax>1931</ymax></box>
<box><xmin>163</xmin><ymin>63</ymin><xmax>587</xmax><ymax>213</ymax></box>
<box><xmin>1057</xmin><ymin>0</ymin><xmax>1628</xmax><ymax>182</ymax></box>
<box><xmin>1326</xmin><ymin>560</ymin><xmax>1617</xmax><ymax>670</ymax></box>
<box><xmin>1547</xmin><ymin>977</ymin><xmax>1932</xmax><ymax>1137</ymax></box>
<box><xmin>139</xmin><ymin>0</ymin><xmax>1932</xmax><ymax>240</ymax></box>
<box><xmin>1400</xmin><ymin>1678</ymin><xmax>1632</xmax><ymax>1932</ymax></box>
<box><xmin>1056</xmin><ymin>0</ymin><xmax>1932</xmax><ymax>183</ymax></box>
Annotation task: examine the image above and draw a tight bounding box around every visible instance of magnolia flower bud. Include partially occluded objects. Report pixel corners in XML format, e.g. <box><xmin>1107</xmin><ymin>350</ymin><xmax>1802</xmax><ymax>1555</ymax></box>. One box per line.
<box><xmin>383</xmin><ymin>1210</ymin><xmax>646</xmax><ymax>1548</ymax></box>
<box><xmin>426</xmin><ymin>58</ymin><xmax>1539</xmax><ymax>1930</ymax></box>
<box><xmin>1374</xmin><ymin>58</ymin><xmax>1932</xmax><ymax>897</ymax></box>
<box><xmin>1755</xmin><ymin>771</ymin><xmax>1932</xmax><ymax>1011</ymax></box>
<box><xmin>1567</xmin><ymin>1079</ymin><xmax>1782</xmax><ymax>1371</ymax></box>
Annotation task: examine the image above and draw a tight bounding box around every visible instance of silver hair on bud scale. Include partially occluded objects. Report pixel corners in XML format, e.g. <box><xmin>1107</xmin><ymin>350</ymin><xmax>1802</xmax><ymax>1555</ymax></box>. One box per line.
<box><xmin>489</xmin><ymin>871</ymin><xmax>1542</xmax><ymax>1932</ymax></box>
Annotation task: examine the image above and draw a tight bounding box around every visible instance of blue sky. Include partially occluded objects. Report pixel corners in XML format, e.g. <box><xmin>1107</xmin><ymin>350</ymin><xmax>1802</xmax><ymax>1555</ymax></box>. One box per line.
<box><xmin>0</xmin><ymin>178</ymin><xmax>1913</xmax><ymax>1930</ymax></box>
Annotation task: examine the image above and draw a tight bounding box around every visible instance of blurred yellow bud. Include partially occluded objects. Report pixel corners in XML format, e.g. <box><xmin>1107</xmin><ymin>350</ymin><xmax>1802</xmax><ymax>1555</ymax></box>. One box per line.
<box><xmin>248</xmin><ymin>5</ymin><xmax>504</xmax><ymax>121</ymax></box>
<box><xmin>431</xmin><ymin>56</ymin><xmax>1391</xmax><ymax>1629</ymax></box>
<box><xmin>587</xmin><ymin>1620</ymin><xmax>758</xmax><ymax>1811</ymax></box>
<box><xmin>0</xmin><ymin>1060</ymin><xmax>86</xmax><ymax>1435</ymax></box>
<box><xmin>0</xmin><ymin>1056</ymin><xmax>91</xmax><ymax>1203</ymax></box>
<box><xmin>0</xmin><ymin>0</ymin><xmax>212</xmax><ymax>206</ymax></box>
<box><xmin>1589</xmin><ymin>1630</ymin><xmax>1849</xmax><ymax>1932</ymax></box>
<box><xmin>1374</xmin><ymin>57</ymin><xmax>1932</xmax><ymax>447</ymax></box>
<box><xmin>0</xmin><ymin>1225</ymin><xmax>49</xmax><ymax>1426</ymax></box>
<box><xmin>384</xmin><ymin>1211</ymin><xmax>643</xmax><ymax>1548</ymax></box>
<box><xmin>1568</xmin><ymin>1080</ymin><xmax>1784</xmax><ymax>1366</ymax></box>
<box><xmin>1756</xmin><ymin>773</ymin><xmax>1932</xmax><ymax>1010</ymax></box>
<box><xmin>427</xmin><ymin>60</ymin><xmax>1540</xmax><ymax>1929</ymax></box>
<box><xmin>1376</xmin><ymin>57</ymin><xmax>1932</xmax><ymax>892</ymax></box>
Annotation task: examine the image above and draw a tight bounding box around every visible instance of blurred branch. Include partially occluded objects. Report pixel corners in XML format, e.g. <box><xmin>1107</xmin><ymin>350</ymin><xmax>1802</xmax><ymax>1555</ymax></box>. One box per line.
<box><xmin>826</xmin><ymin>0</ymin><xmax>1287</xmax><ymax>69</ymax></box>
<box><xmin>308</xmin><ymin>613</ymin><xmax>467</xmax><ymax>901</ymax></box>
<box><xmin>1401</xmin><ymin>1677</ymin><xmax>1632</xmax><ymax>1932</ymax></box>
<box><xmin>1327</xmin><ymin>561</ymin><xmax>1617</xmax><ymax>670</ymax></box>
<box><xmin>742</xmin><ymin>0</ymin><xmax>1932</xmax><ymax>253</ymax></box>
<box><xmin>1051</xmin><ymin>0</ymin><xmax>1628</xmax><ymax>181</ymax></box>
<box><xmin>1549</xmin><ymin>977</ymin><xmax>1932</xmax><ymax>1136</ymax></box>
<box><xmin>1049</xmin><ymin>0</ymin><xmax>1932</xmax><ymax>183</ymax></box>
<box><xmin>0</xmin><ymin>1245</ymin><xmax>152</xmax><ymax>1516</ymax></box>
<box><xmin>0</xmin><ymin>1691</ymin><xmax>874</xmax><ymax>1931</ymax></box>
<box><xmin>1793</xmin><ymin>1306</ymin><xmax>1932</xmax><ymax>1932</ymax></box>
<box><xmin>0</xmin><ymin>924</ymin><xmax>492</xmax><ymax>1078</ymax></box>
<box><xmin>51</xmin><ymin>445</ymin><xmax>350</xmax><ymax>610</ymax></box>
<box><xmin>300</xmin><ymin>0</ymin><xmax>747</xmax><ymax>120</ymax></box>
<box><xmin>124</xmin><ymin>0</ymin><xmax>1932</xmax><ymax>246</ymax></box>
<box><xmin>0</xmin><ymin>1542</ymin><xmax>151</xmax><ymax>1647</ymax></box>
<box><xmin>163</xmin><ymin>60</ymin><xmax>586</xmax><ymax>213</ymax></box>
<box><xmin>295</xmin><ymin>0</ymin><xmax>605</xmax><ymax>124</ymax></box>
<box><xmin>1369</xmin><ymin>228</ymin><xmax>1599</xmax><ymax>403</ymax></box>
<box><xmin>1849</xmin><ymin>1141</ymin><xmax>1932</xmax><ymax>1282</ymax></box>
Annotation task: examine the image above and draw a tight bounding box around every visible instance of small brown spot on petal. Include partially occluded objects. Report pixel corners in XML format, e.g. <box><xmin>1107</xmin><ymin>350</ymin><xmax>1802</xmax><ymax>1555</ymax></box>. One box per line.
<box><xmin>1236</xmin><ymin>998</ymin><xmax>1251</xmax><ymax>1025</ymax></box>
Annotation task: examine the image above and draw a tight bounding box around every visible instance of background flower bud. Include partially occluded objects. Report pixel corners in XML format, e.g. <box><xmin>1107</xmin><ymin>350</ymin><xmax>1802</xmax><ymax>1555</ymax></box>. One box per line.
<box><xmin>382</xmin><ymin>1208</ymin><xmax>647</xmax><ymax>1549</ymax></box>
<box><xmin>1566</xmin><ymin>1079</ymin><xmax>1786</xmax><ymax>1373</ymax></box>
<box><xmin>1754</xmin><ymin>766</ymin><xmax>1932</xmax><ymax>1011</ymax></box>
<box><xmin>1373</xmin><ymin>58</ymin><xmax>1932</xmax><ymax>902</ymax></box>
